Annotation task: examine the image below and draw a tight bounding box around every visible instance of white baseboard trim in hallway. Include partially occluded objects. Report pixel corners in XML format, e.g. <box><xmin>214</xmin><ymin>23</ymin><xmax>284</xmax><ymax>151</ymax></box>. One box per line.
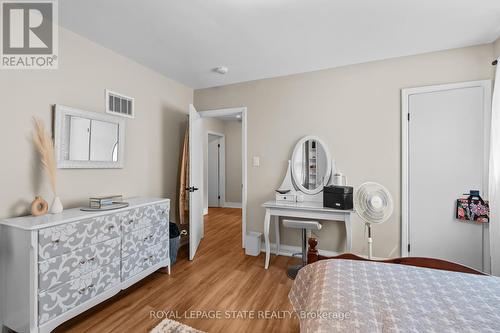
<box><xmin>224</xmin><ymin>202</ymin><xmax>242</xmax><ymax>208</ymax></box>
<box><xmin>203</xmin><ymin>208</ymin><xmax>208</xmax><ymax>215</ymax></box>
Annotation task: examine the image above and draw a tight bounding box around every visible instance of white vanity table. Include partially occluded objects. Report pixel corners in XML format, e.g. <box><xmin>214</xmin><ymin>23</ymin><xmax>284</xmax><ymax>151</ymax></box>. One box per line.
<box><xmin>262</xmin><ymin>136</ymin><xmax>354</xmax><ymax>269</ymax></box>
<box><xmin>263</xmin><ymin>200</ymin><xmax>353</xmax><ymax>269</ymax></box>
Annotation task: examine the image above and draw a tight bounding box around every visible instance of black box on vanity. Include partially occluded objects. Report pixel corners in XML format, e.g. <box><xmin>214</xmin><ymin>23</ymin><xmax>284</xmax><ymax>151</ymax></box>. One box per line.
<box><xmin>323</xmin><ymin>186</ymin><xmax>353</xmax><ymax>210</ymax></box>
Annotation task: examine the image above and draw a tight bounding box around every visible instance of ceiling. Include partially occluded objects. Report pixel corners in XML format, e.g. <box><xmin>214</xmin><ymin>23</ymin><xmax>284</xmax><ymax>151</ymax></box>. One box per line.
<box><xmin>60</xmin><ymin>0</ymin><xmax>500</xmax><ymax>89</ymax></box>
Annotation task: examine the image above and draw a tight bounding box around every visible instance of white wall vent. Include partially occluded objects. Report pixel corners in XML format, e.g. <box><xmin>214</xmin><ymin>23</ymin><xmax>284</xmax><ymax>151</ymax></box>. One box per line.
<box><xmin>105</xmin><ymin>89</ymin><xmax>134</xmax><ymax>118</ymax></box>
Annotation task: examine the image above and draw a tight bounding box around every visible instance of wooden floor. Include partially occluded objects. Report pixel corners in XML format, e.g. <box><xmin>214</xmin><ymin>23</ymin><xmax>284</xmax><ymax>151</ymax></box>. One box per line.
<box><xmin>56</xmin><ymin>208</ymin><xmax>300</xmax><ymax>333</ymax></box>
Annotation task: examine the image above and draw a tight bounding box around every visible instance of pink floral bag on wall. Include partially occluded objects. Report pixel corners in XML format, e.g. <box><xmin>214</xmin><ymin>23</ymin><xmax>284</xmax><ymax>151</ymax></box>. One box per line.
<box><xmin>456</xmin><ymin>190</ymin><xmax>489</xmax><ymax>223</ymax></box>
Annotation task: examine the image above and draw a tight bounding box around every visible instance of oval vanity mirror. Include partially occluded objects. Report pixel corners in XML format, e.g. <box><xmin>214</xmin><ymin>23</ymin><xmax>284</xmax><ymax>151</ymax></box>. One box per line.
<box><xmin>291</xmin><ymin>136</ymin><xmax>332</xmax><ymax>195</ymax></box>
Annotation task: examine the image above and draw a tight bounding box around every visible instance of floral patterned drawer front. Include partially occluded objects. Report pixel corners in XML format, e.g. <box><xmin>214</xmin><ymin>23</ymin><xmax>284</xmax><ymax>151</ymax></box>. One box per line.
<box><xmin>38</xmin><ymin>237</ymin><xmax>121</xmax><ymax>292</ymax></box>
<box><xmin>120</xmin><ymin>203</ymin><xmax>169</xmax><ymax>234</ymax></box>
<box><xmin>122</xmin><ymin>223</ymin><xmax>168</xmax><ymax>258</ymax></box>
<box><xmin>121</xmin><ymin>240</ymin><xmax>169</xmax><ymax>281</ymax></box>
<box><xmin>38</xmin><ymin>260</ymin><xmax>120</xmax><ymax>325</ymax></box>
<box><xmin>38</xmin><ymin>214</ymin><xmax>121</xmax><ymax>261</ymax></box>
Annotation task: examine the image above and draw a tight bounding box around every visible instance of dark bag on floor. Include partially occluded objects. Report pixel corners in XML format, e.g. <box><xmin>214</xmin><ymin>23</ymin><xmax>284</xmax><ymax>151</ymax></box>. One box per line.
<box><xmin>456</xmin><ymin>190</ymin><xmax>489</xmax><ymax>223</ymax></box>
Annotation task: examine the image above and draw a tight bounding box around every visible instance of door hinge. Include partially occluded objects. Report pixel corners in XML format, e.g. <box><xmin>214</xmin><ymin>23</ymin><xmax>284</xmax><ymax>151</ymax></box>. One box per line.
<box><xmin>218</xmin><ymin>195</ymin><xmax>220</xmax><ymax>199</ymax></box>
<box><xmin>218</xmin><ymin>144</ymin><xmax>220</xmax><ymax>148</ymax></box>
<box><xmin>407</xmin><ymin>243</ymin><xmax>410</xmax><ymax>253</ymax></box>
<box><xmin>407</xmin><ymin>113</ymin><xmax>410</xmax><ymax>121</ymax></box>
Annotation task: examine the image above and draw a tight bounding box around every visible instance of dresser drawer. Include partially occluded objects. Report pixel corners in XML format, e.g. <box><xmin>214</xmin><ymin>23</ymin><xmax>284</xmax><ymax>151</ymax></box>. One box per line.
<box><xmin>122</xmin><ymin>223</ymin><xmax>168</xmax><ymax>258</ymax></box>
<box><xmin>120</xmin><ymin>203</ymin><xmax>169</xmax><ymax>234</ymax></box>
<box><xmin>121</xmin><ymin>240</ymin><xmax>169</xmax><ymax>281</ymax></box>
<box><xmin>38</xmin><ymin>214</ymin><xmax>121</xmax><ymax>260</ymax></box>
<box><xmin>38</xmin><ymin>260</ymin><xmax>120</xmax><ymax>325</ymax></box>
<box><xmin>39</xmin><ymin>237</ymin><xmax>121</xmax><ymax>292</ymax></box>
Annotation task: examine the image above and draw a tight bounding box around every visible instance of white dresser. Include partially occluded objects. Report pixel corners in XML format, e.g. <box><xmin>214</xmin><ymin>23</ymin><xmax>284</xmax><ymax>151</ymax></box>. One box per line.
<box><xmin>0</xmin><ymin>197</ymin><xmax>170</xmax><ymax>333</ymax></box>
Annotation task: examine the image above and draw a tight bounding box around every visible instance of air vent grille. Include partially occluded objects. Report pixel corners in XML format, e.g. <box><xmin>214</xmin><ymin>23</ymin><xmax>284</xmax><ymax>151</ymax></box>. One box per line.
<box><xmin>106</xmin><ymin>89</ymin><xmax>134</xmax><ymax>118</ymax></box>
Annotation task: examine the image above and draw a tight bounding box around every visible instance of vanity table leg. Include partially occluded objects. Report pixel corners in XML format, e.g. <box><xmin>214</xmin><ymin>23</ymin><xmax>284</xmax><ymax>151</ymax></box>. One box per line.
<box><xmin>345</xmin><ymin>214</ymin><xmax>352</xmax><ymax>253</ymax></box>
<box><xmin>264</xmin><ymin>209</ymin><xmax>271</xmax><ymax>269</ymax></box>
<box><xmin>274</xmin><ymin>215</ymin><xmax>280</xmax><ymax>256</ymax></box>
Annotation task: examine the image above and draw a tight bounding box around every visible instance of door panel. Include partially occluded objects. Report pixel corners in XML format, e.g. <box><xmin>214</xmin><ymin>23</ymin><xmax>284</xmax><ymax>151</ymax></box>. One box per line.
<box><xmin>189</xmin><ymin>105</ymin><xmax>204</xmax><ymax>260</ymax></box>
<box><xmin>409</xmin><ymin>86</ymin><xmax>485</xmax><ymax>270</ymax></box>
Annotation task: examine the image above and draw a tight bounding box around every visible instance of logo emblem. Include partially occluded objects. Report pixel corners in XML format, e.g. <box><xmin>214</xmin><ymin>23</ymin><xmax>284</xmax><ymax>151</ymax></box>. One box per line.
<box><xmin>1</xmin><ymin>0</ymin><xmax>58</xmax><ymax>69</ymax></box>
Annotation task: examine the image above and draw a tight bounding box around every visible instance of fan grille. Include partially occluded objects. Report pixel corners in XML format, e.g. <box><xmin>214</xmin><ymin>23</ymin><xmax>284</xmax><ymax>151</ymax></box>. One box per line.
<box><xmin>354</xmin><ymin>182</ymin><xmax>393</xmax><ymax>224</ymax></box>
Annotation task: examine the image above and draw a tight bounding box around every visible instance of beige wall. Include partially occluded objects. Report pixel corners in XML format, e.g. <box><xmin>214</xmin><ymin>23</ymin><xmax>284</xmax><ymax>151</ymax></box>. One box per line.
<box><xmin>495</xmin><ymin>37</ymin><xmax>500</xmax><ymax>58</ymax></box>
<box><xmin>202</xmin><ymin>117</ymin><xmax>242</xmax><ymax>210</ymax></box>
<box><xmin>195</xmin><ymin>44</ymin><xmax>494</xmax><ymax>258</ymax></box>
<box><xmin>0</xmin><ymin>28</ymin><xmax>193</xmax><ymax>220</ymax></box>
<box><xmin>202</xmin><ymin>117</ymin><xmax>226</xmax><ymax>212</ymax></box>
<box><xmin>224</xmin><ymin>121</ymin><xmax>242</xmax><ymax>203</ymax></box>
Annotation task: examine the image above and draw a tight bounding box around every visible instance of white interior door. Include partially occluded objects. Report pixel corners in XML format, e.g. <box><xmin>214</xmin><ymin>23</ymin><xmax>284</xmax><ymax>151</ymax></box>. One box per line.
<box><xmin>208</xmin><ymin>135</ymin><xmax>220</xmax><ymax>207</ymax></box>
<box><xmin>189</xmin><ymin>104</ymin><xmax>204</xmax><ymax>260</ymax></box>
<box><xmin>407</xmin><ymin>82</ymin><xmax>489</xmax><ymax>271</ymax></box>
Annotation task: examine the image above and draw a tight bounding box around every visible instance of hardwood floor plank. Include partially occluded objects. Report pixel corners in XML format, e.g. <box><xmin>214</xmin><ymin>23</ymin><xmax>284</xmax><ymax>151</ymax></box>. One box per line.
<box><xmin>55</xmin><ymin>208</ymin><xmax>299</xmax><ymax>333</ymax></box>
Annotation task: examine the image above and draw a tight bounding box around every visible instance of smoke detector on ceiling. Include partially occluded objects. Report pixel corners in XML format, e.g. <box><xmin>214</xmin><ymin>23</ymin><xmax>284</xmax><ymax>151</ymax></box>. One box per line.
<box><xmin>213</xmin><ymin>66</ymin><xmax>229</xmax><ymax>74</ymax></box>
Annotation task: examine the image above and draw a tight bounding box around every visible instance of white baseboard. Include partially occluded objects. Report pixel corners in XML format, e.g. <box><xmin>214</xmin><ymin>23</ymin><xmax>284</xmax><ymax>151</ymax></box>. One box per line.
<box><xmin>224</xmin><ymin>202</ymin><xmax>242</xmax><ymax>208</ymax></box>
<box><xmin>260</xmin><ymin>241</ymin><xmax>339</xmax><ymax>258</ymax></box>
<box><xmin>257</xmin><ymin>241</ymin><xmax>387</xmax><ymax>260</ymax></box>
<box><xmin>203</xmin><ymin>208</ymin><xmax>208</xmax><ymax>215</ymax></box>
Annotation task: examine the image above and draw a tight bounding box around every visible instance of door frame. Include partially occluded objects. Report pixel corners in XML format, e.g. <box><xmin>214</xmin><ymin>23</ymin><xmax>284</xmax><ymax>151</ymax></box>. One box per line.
<box><xmin>207</xmin><ymin>131</ymin><xmax>226</xmax><ymax>209</ymax></box>
<box><xmin>199</xmin><ymin>107</ymin><xmax>248</xmax><ymax>249</ymax></box>
<box><xmin>401</xmin><ymin>80</ymin><xmax>492</xmax><ymax>257</ymax></box>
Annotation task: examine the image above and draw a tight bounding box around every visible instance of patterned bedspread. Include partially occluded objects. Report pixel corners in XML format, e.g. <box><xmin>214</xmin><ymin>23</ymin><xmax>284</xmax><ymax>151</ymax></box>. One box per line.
<box><xmin>289</xmin><ymin>259</ymin><xmax>500</xmax><ymax>333</ymax></box>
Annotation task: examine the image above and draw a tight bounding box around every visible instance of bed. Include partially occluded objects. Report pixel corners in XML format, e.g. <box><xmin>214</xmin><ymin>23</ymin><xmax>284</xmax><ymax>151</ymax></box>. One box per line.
<box><xmin>289</xmin><ymin>238</ymin><xmax>500</xmax><ymax>333</ymax></box>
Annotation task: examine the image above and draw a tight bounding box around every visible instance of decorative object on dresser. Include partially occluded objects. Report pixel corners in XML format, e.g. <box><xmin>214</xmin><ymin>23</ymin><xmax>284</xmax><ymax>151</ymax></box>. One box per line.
<box><xmin>33</xmin><ymin>117</ymin><xmax>63</xmax><ymax>214</ymax></box>
<box><xmin>80</xmin><ymin>195</ymin><xmax>130</xmax><ymax>212</ymax></box>
<box><xmin>31</xmin><ymin>196</ymin><xmax>49</xmax><ymax>216</ymax></box>
<box><xmin>0</xmin><ymin>198</ymin><xmax>170</xmax><ymax>333</ymax></box>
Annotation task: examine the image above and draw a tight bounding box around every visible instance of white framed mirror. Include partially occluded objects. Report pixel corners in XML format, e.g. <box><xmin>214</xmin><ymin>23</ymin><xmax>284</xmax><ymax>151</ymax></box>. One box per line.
<box><xmin>54</xmin><ymin>105</ymin><xmax>125</xmax><ymax>169</ymax></box>
<box><xmin>291</xmin><ymin>136</ymin><xmax>332</xmax><ymax>195</ymax></box>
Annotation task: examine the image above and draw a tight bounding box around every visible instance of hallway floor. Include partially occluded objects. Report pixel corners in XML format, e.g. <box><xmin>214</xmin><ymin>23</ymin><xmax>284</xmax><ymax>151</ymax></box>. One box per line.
<box><xmin>56</xmin><ymin>208</ymin><xmax>300</xmax><ymax>333</ymax></box>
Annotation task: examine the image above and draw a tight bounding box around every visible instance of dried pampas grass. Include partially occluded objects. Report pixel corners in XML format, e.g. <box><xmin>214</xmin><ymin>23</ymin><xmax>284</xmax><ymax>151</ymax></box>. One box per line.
<box><xmin>33</xmin><ymin>117</ymin><xmax>57</xmax><ymax>194</ymax></box>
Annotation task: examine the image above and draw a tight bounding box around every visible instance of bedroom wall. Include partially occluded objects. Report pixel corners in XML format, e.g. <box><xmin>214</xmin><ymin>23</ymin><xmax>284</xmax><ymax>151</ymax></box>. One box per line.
<box><xmin>194</xmin><ymin>43</ymin><xmax>494</xmax><ymax>258</ymax></box>
<box><xmin>0</xmin><ymin>27</ymin><xmax>193</xmax><ymax>220</ymax></box>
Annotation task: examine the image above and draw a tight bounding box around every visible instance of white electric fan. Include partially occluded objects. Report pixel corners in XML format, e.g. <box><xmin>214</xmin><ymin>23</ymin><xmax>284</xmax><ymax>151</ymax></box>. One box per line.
<box><xmin>354</xmin><ymin>182</ymin><xmax>394</xmax><ymax>259</ymax></box>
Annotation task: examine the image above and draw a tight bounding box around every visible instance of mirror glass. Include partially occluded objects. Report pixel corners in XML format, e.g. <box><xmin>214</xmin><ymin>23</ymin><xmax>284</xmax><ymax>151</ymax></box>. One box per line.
<box><xmin>68</xmin><ymin>117</ymin><xmax>119</xmax><ymax>162</ymax></box>
<box><xmin>55</xmin><ymin>105</ymin><xmax>124</xmax><ymax>168</ymax></box>
<box><xmin>291</xmin><ymin>137</ymin><xmax>331</xmax><ymax>194</ymax></box>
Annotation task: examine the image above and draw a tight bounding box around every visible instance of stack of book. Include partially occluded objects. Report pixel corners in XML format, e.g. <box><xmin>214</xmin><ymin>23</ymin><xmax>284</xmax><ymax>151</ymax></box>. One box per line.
<box><xmin>89</xmin><ymin>195</ymin><xmax>124</xmax><ymax>209</ymax></box>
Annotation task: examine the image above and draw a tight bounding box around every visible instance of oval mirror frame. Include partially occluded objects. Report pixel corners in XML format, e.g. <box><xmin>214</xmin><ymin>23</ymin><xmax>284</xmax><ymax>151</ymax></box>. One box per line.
<box><xmin>291</xmin><ymin>136</ymin><xmax>332</xmax><ymax>195</ymax></box>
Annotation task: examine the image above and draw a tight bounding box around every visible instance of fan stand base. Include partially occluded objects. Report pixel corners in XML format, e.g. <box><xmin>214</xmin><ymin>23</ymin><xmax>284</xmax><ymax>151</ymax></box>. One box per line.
<box><xmin>286</xmin><ymin>264</ymin><xmax>304</xmax><ymax>280</ymax></box>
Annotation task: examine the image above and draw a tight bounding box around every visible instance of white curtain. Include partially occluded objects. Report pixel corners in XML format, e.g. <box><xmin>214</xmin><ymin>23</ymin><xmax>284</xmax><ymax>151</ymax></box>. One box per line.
<box><xmin>489</xmin><ymin>59</ymin><xmax>500</xmax><ymax>276</ymax></box>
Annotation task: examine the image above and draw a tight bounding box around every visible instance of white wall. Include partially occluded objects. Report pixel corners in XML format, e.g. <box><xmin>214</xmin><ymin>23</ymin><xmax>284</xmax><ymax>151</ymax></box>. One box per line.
<box><xmin>195</xmin><ymin>44</ymin><xmax>495</xmax><ymax>258</ymax></box>
<box><xmin>0</xmin><ymin>27</ymin><xmax>193</xmax><ymax>220</ymax></box>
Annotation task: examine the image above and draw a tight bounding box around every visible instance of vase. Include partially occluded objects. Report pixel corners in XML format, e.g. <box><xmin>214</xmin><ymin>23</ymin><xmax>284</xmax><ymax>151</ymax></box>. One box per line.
<box><xmin>50</xmin><ymin>196</ymin><xmax>64</xmax><ymax>214</ymax></box>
